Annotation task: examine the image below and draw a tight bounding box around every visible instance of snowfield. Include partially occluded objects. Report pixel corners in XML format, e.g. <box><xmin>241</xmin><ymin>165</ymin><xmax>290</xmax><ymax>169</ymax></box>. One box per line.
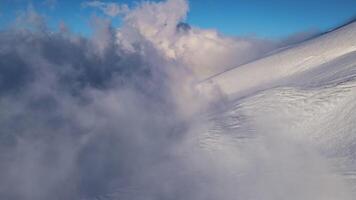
<box><xmin>197</xmin><ymin>22</ymin><xmax>356</xmax><ymax>99</ymax></box>
<box><xmin>194</xmin><ymin>21</ymin><xmax>356</xmax><ymax>199</ymax></box>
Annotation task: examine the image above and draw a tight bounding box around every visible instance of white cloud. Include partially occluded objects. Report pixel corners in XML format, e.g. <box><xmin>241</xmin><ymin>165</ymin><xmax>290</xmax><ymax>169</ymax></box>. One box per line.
<box><xmin>82</xmin><ymin>0</ymin><xmax>129</xmax><ymax>17</ymax></box>
<box><xmin>114</xmin><ymin>0</ymin><xmax>280</xmax><ymax>113</ymax></box>
<box><xmin>43</xmin><ymin>0</ymin><xmax>57</xmax><ymax>10</ymax></box>
<box><xmin>116</xmin><ymin>0</ymin><xmax>277</xmax><ymax>80</ymax></box>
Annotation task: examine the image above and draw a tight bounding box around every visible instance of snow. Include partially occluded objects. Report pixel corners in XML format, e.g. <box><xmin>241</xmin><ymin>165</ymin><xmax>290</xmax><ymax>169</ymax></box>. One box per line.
<box><xmin>197</xmin><ymin>22</ymin><xmax>356</xmax><ymax>99</ymax></box>
<box><xmin>192</xmin><ymin>21</ymin><xmax>356</xmax><ymax>198</ymax></box>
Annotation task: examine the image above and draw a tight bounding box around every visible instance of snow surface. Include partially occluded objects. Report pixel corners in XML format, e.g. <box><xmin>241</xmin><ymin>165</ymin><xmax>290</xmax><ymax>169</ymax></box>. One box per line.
<box><xmin>197</xmin><ymin>22</ymin><xmax>356</xmax><ymax>99</ymax></box>
<box><xmin>193</xmin><ymin>21</ymin><xmax>356</xmax><ymax>199</ymax></box>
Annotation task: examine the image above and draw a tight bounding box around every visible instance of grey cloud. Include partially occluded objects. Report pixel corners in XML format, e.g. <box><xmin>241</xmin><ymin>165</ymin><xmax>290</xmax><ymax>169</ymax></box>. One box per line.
<box><xmin>176</xmin><ymin>22</ymin><xmax>191</xmax><ymax>33</ymax></box>
<box><xmin>280</xmin><ymin>29</ymin><xmax>320</xmax><ymax>46</ymax></box>
<box><xmin>0</xmin><ymin>9</ymin><xmax>180</xmax><ymax>200</ymax></box>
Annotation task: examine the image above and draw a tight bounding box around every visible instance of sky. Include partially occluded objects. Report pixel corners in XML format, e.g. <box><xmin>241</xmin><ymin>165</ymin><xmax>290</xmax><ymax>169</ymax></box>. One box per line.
<box><xmin>0</xmin><ymin>0</ymin><xmax>356</xmax><ymax>38</ymax></box>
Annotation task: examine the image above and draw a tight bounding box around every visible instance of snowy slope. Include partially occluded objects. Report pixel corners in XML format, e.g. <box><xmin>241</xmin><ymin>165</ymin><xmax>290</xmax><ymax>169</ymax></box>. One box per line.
<box><xmin>193</xmin><ymin>21</ymin><xmax>356</xmax><ymax>199</ymax></box>
<box><xmin>197</xmin><ymin>22</ymin><xmax>356</xmax><ymax>99</ymax></box>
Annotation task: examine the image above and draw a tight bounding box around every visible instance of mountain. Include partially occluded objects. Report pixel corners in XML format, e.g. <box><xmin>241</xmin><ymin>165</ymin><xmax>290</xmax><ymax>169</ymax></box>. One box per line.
<box><xmin>194</xmin><ymin>21</ymin><xmax>356</xmax><ymax>199</ymax></box>
<box><xmin>197</xmin><ymin>21</ymin><xmax>356</xmax><ymax>99</ymax></box>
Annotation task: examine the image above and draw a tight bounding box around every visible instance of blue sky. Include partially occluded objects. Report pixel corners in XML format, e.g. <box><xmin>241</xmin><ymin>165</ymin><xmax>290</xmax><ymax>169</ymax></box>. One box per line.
<box><xmin>0</xmin><ymin>0</ymin><xmax>356</xmax><ymax>38</ymax></box>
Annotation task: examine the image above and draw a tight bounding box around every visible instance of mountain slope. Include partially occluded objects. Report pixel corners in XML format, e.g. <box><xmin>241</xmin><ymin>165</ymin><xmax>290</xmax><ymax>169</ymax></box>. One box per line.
<box><xmin>197</xmin><ymin>22</ymin><xmax>356</xmax><ymax>99</ymax></box>
<box><xmin>193</xmin><ymin>21</ymin><xmax>356</xmax><ymax>199</ymax></box>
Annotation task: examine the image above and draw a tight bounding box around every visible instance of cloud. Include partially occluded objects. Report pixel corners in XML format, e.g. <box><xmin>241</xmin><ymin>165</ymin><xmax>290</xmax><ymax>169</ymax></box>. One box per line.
<box><xmin>116</xmin><ymin>0</ymin><xmax>280</xmax><ymax>81</ymax></box>
<box><xmin>82</xmin><ymin>0</ymin><xmax>129</xmax><ymax>17</ymax></box>
<box><xmin>14</xmin><ymin>5</ymin><xmax>47</xmax><ymax>31</ymax></box>
<box><xmin>0</xmin><ymin>5</ymin><xmax>192</xmax><ymax>199</ymax></box>
<box><xmin>43</xmin><ymin>0</ymin><xmax>57</xmax><ymax>10</ymax></box>
<box><xmin>280</xmin><ymin>28</ymin><xmax>320</xmax><ymax>46</ymax></box>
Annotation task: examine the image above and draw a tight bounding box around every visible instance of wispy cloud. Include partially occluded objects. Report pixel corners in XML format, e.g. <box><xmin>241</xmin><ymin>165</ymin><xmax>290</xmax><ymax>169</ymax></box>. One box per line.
<box><xmin>43</xmin><ymin>0</ymin><xmax>57</xmax><ymax>10</ymax></box>
<box><xmin>82</xmin><ymin>0</ymin><xmax>129</xmax><ymax>17</ymax></box>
